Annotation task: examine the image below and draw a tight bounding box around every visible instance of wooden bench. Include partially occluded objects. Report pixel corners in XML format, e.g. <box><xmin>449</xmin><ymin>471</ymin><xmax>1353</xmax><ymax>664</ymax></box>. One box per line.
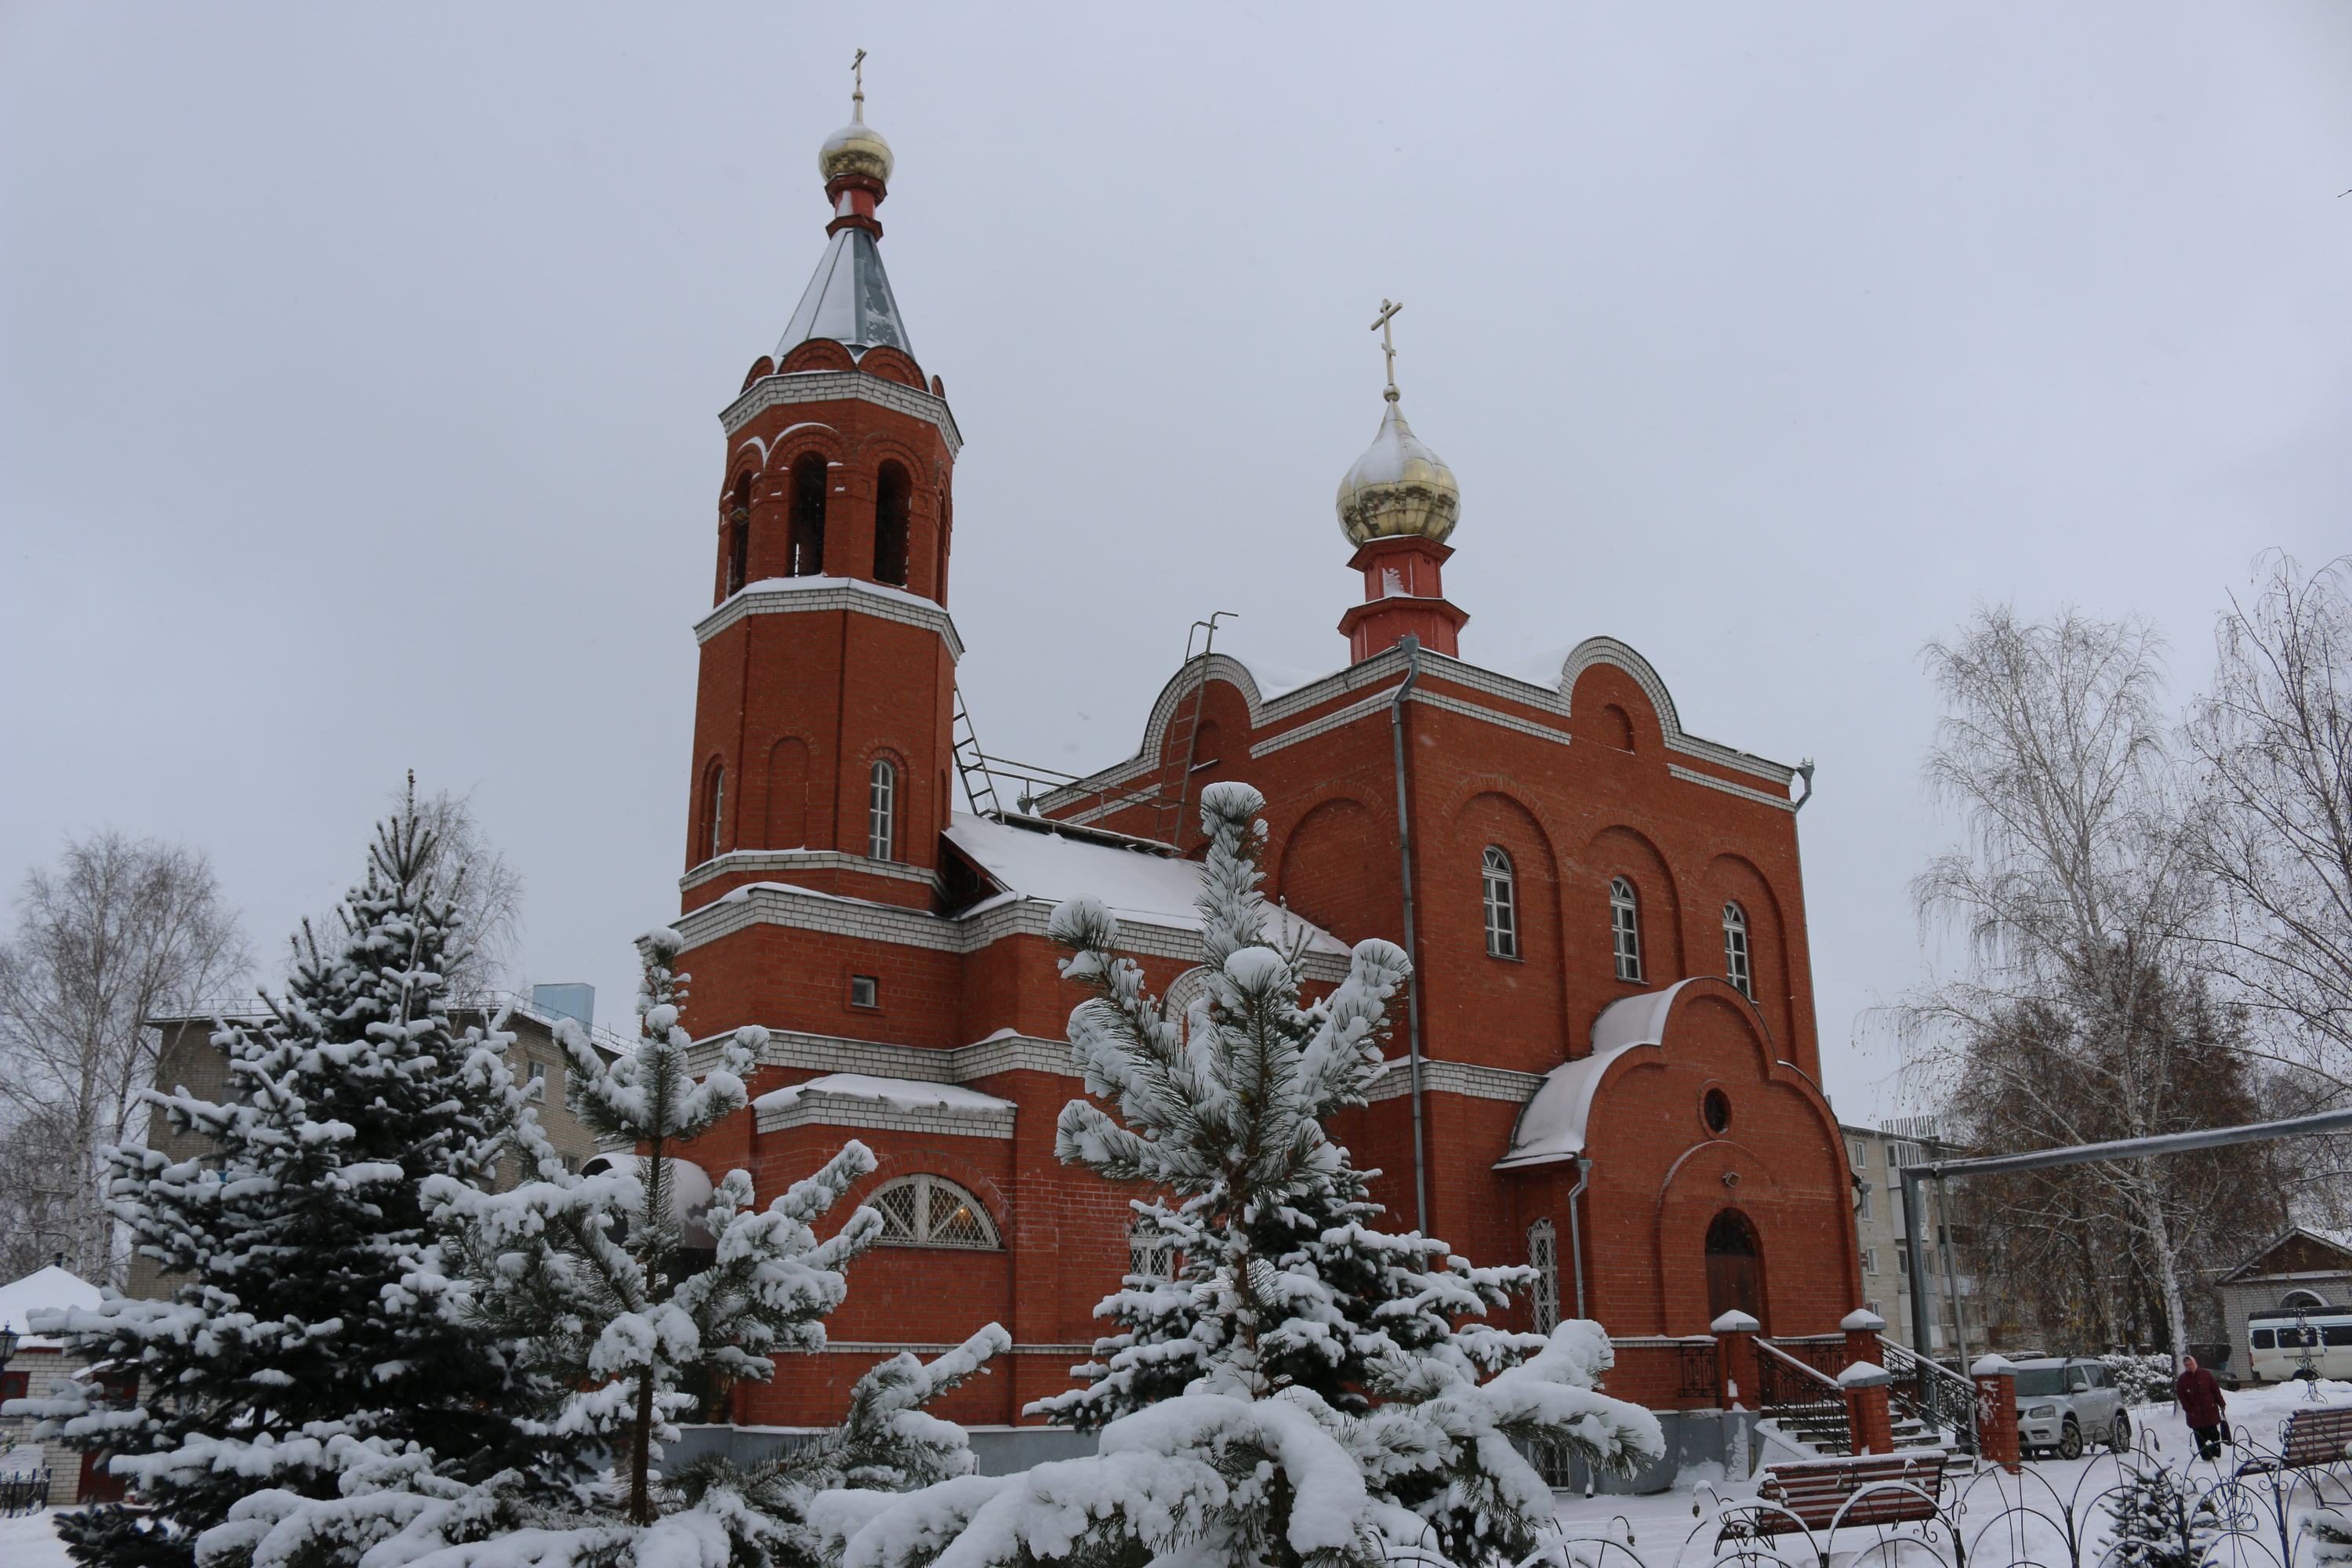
<box><xmin>2270</xmin><ymin>1406</ymin><xmax>2352</xmax><ymax>1472</ymax></box>
<box><xmin>1736</xmin><ymin>1450</ymin><xmax>1951</xmax><ymax>1537</ymax></box>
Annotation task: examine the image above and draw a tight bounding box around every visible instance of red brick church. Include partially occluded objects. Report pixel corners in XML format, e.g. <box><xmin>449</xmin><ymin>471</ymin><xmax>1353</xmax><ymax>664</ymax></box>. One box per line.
<box><xmin>669</xmin><ymin>87</ymin><xmax>1863</xmax><ymax>1432</ymax></box>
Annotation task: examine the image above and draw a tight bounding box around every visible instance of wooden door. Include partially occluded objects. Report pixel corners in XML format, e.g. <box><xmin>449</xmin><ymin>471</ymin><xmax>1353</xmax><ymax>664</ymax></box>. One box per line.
<box><xmin>1705</xmin><ymin>1208</ymin><xmax>1766</xmax><ymax>1331</ymax></box>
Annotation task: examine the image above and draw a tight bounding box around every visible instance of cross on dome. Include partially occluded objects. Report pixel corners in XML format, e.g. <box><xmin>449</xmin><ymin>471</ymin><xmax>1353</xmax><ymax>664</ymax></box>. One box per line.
<box><xmin>1334</xmin><ymin>296</ymin><xmax>1458</xmax><ymax>545</ymax></box>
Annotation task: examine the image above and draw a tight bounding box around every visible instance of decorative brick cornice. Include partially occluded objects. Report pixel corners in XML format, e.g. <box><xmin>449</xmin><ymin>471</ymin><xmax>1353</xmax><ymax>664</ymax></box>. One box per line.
<box><xmin>1038</xmin><ymin>637</ymin><xmax>1795</xmax><ymax>821</ymax></box>
<box><xmin>681</xmin><ymin>848</ymin><xmax>946</xmax><ymax>897</ymax></box>
<box><xmin>754</xmin><ymin>1089</ymin><xmax>1015</xmax><ymax>1140</ymax></box>
<box><xmin>695</xmin><ymin>578</ymin><xmax>964</xmax><ymax>662</ymax></box>
<box><xmin>1367</xmin><ymin>1055</ymin><xmax>1544</xmax><ymax>1105</ymax></box>
<box><xmin>720</xmin><ymin>369</ymin><xmax>963</xmax><ymax>456</ymax></box>
<box><xmin>1665</xmin><ymin>763</ymin><xmax>1799</xmax><ymax>814</ymax></box>
<box><xmin>673</xmin><ymin>882</ymin><xmax>1354</xmax><ymax>983</ymax></box>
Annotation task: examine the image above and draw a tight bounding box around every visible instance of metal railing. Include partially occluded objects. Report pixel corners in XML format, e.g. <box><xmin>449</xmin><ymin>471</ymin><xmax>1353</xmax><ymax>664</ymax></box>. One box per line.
<box><xmin>1880</xmin><ymin>1334</ymin><xmax>1979</xmax><ymax>1452</ymax></box>
<box><xmin>1756</xmin><ymin>1338</ymin><xmax>1849</xmax><ymax>1453</ymax></box>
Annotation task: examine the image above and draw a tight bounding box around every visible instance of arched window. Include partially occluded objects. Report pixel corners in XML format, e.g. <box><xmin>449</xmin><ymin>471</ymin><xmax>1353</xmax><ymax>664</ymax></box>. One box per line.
<box><xmin>1527</xmin><ymin>1218</ymin><xmax>1560</xmax><ymax>1334</ymax></box>
<box><xmin>1722</xmin><ymin>902</ymin><xmax>1752</xmax><ymax>998</ymax></box>
<box><xmin>704</xmin><ymin>763</ymin><xmax>725</xmax><ymax>862</ymax></box>
<box><xmin>1610</xmin><ymin>877</ymin><xmax>1642</xmax><ymax>982</ymax></box>
<box><xmin>867</xmin><ymin>758</ymin><xmax>896</xmax><ymax>861</ymax></box>
<box><xmin>788</xmin><ymin>455</ymin><xmax>828</xmax><ymax>576</ymax></box>
<box><xmin>1129</xmin><ymin>1218</ymin><xmax>1178</xmax><ymax>1283</ymax></box>
<box><xmin>873</xmin><ymin>461</ymin><xmax>911</xmax><ymax>586</ymax></box>
<box><xmin>2282</xmin><ymin>1288</ymin><xmax>2332</xmax><ymax>1310</ymax></box>
<box><xmin>1163</xmin><ymin>965</ymin><xmax>1210</xmax><ymax>1039</ymax></box>
<box><xmin>1482</xmin><ymin>847</ymin><xmax>1519</xmax><ymax>959</ymax></box>
<box><xmin>725</xmin><ymin>473</ymin><xmax>752</xmax><ymax>596</ymax></box>
<box><xmin>869</xmin><ymin>1174</ymin><xmax>999</xmax><ymax>1248</ymax></box>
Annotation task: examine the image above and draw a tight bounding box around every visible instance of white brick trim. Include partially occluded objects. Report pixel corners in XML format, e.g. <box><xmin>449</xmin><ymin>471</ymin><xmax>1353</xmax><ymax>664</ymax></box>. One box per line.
<box><xmin>755</xmin><ymin>1091</ymin><xmax>1014</xmax><ymax>1139</ymax></box>
<box><xmin>1410</xmin><ymin>688</ymin><xmax>1573</xmax><ymax>748</ymax></box>
<box><xmin>1666</xmin><ymin>764</ymin><xmax>1798</xmax><ymax>814</ymax></box>
<box><xmin>695</xmin><ymin>579</ymin><xmax>964</xmax><ymax>662</ymax></box>
<box><xmin>818</xmin><ymin>1341</ymin><xmax>1094</xmax><ymax>1356</ymax></box>
<box><xmin>690</xmin><ymin>1027</ymin><xmax>1080</xmax><ymax>1082</ymax></box>
<box><xmin>1367</xmin><ymin>1055</ymin><xmax>1545</xmax><ymax>1105</ymax></box>
<box><xmin>674</xmin><ymin>884</ymin><xmax>1352</xmax><ymax>982</ymax></box>
<box><xmin>1247</xmin><ymin>689</ymin><xmax>1394</xmax><ymax>758</ymax></box>
<box><xmin>681</xmin><ymin>849</ymin><xmax>945</xmax><ymax>896</ymax></box>
<box><xmin>721</xmin><ymin>369</ymin><xmax>963</xmax><ymax>456</ymax></box>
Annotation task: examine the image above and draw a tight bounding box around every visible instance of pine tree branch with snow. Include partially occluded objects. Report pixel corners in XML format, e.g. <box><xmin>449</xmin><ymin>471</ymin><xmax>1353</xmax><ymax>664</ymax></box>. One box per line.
<box><xmin>828</xmin><ymin>782</ymin><xmax>1662</xmax><ymax>1568</ymax></box>
<box><xmin>9</xmin><ymin>784</ymin><xmax>538</xmax><ymax>1568</ymax></box>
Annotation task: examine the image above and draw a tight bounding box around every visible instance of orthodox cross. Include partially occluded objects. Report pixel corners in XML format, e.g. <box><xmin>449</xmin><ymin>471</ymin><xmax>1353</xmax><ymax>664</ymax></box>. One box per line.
<box><xmin>1370</xmin><ymin>298</ymin><xmax>1403</xmax><ymax>398</ymax></box>
<box><xmin>851</xmin><ymin>48</ymin><xmax>867</xmax><ymax>116</ymax></box>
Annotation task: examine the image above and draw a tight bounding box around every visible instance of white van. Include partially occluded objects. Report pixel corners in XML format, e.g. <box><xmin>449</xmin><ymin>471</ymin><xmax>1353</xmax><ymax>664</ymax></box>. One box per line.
<box><xmin>2246</xmin><ymin>1308</ymin><xmax>2352</xmax><ymax>1382</ymax></box>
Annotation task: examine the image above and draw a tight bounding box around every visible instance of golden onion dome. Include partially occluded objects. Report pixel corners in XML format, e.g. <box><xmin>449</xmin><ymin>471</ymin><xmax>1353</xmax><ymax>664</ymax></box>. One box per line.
<box><xmin>819</xmin><ymin>113</ymin><xmax>893</xmax><ymax>185</ymax></box>
<box><xmin>1336</xmin><ymin>392</ymin><xmax>1460</xmax><ymax>545</ymax></box>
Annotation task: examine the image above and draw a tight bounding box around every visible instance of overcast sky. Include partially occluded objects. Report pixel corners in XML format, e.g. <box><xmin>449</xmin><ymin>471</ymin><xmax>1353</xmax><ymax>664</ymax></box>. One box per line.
<box><xmin>4</xmin><ymin>4</ymin><xmax>2347</xmax><ymax>1120</ymax></box>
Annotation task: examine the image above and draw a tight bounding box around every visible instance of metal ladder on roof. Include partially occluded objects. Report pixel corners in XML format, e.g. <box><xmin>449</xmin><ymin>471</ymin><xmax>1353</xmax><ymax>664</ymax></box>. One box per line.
<box><xmin>950</xmin><ymin>686</ymin><xmax>1005</xmax><ymax>821</ymax></box>
<box><xmin>1146</xmin><ymin>612</ymin><xmax>1236</xmax><ymax>850</ymax></box>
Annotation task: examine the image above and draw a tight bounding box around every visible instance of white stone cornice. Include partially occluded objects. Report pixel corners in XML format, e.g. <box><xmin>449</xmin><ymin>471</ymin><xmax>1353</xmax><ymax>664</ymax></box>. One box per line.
<box><xmin>721</xmin><ymin>369</ymin><xmax>963</xmax><ymax>456</ymax></box>
<box><xmin>695</xmin><ymin>576</ymin><xmax>964</xmax><ymax>662</ymax></box>
<box><xmin>681</xmin><ymin>849</ymin><xmax>945</xmax><ymax>896</ymax></box>
<box><xmin>1368</xmin><ymin>1055</ymin><xmax>1546</xmax><ymax>1105</ymax></box>
<box><xmin>1665</xmin><ymin>763</ymin><xmax>1800</xmax><ymax>813</ymax></box>
<box><xmin>755</xmin><ymin>1090</ymin><xmax>1015</xmax><ymax>1140</ymax></box>
<box><xmin>673</xmin><ymin>882</ymin><xmax>1355</xmax><ymax>984</ymax></box>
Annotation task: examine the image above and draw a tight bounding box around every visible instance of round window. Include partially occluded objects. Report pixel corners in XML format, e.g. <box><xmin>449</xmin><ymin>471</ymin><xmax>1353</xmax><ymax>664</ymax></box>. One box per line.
<box><xmin>1702</xmin><ymin>1087</ymin><xmax>1733</xmax><ymax>1135</ymax></box>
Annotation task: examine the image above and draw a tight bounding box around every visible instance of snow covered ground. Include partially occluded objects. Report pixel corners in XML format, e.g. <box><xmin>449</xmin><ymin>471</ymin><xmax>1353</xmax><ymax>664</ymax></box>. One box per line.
<box><xmin>0</xmin><ymin>1508</ymin><xmax>73</xmax><ymax>1568</ymax></box>
<box><xmin>1552</xmin><ymin>1379</ymin><xmax>2352</xmax><ymax>1566</ymax></box>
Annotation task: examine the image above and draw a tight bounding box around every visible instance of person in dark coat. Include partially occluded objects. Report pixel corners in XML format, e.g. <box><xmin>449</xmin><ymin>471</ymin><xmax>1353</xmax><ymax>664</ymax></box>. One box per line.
<box><xmin>2177</xmin><ymin>1355</ymin><xmax>2228</xmax><ymax>1459</ymax></box>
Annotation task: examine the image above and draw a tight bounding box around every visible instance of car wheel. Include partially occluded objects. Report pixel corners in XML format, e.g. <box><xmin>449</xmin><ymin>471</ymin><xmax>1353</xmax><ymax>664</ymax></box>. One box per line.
<box><xmin>2058</xmin><ymin>1418</ymin><xmax>2084</xmax><ymax>1460</ymax></box>
<box><xmin>2110</xmin><ymin>1414</ymin><xmax>2131</xmax><ymax>1452</ymax></box>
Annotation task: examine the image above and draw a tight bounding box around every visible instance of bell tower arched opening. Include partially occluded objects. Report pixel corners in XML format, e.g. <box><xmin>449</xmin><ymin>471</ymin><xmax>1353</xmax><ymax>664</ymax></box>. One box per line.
<box><xmin>1704</xmin><ymin>1207</ymin><xmax>1766</xmax><ymax>1331</ymax></box>
<box><xmin>789</xmin><ymin>456</ymin><xmax>828</xmax><ymax>576</ymax></box>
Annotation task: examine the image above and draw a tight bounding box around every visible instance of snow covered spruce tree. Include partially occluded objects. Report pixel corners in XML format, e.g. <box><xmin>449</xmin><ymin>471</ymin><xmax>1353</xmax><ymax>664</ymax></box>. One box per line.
<box><xmin>432</xmin><ymin>927</ymin><xmax>886</xmax><ymax>1528</ymax></box>
<box><xmin>823</xmin><ymin>782</ymin><xmax>1661</xmax><ymax>1568</ymax></box>
<box><xmin>20</xmin><ymin>784</ymin><xmax>535</xmax><ymax>1568</ymax></box>
<box><xmin>2103</xmin><ymin>1461</ymin><xmax>2225</xmax><ymax>1568</ymax></box>
<box><xmin>212</xmin><ymin>925</ymin><xmax>1001</xmax><ymax>1568</ymax></box>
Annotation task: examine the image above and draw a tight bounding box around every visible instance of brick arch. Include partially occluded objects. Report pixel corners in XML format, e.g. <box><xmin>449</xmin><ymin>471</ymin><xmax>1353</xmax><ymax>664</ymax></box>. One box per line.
<box><xmin>1708</xmin><ymin>851</ymin><xmax>1794</xmax><ymax>1052</ymax></box>
<box><xmin>1584</xmin><ymin>823</ymin><xmax>1685</xmax><ymax>993</ymax></box>
<box><xmin>1566</xmin><ymin>656</ymin><xmax>1670</xmax><ymax>754</ymax></box>
<box><xmin>779</xmin><ymin>338</ymin><xmax>857</xmax><ymax>373</ymax></box>
<box><xmin>848</xmin><ymin>1148</ymin><xmax>1011</xmax><ymax>1240</ymax></box>
<box><xmin>856</xmin><ymin>344</ymin><xmax>927</xmax><ymax>388</ymax></box>
<box><xmin>1272</xmin><ymin>793</ymin><xmax>1392</xmax><ymax>945</ymax></box>
<box><xmin>763</xmin><ymin>733</ymin><xmax>814</xmax><ymax>850</ymax></box>
<box><xmin>1448</xmin><ymin>787</ymin><xmax>1569</xmax><ymax>1072</ymax></box>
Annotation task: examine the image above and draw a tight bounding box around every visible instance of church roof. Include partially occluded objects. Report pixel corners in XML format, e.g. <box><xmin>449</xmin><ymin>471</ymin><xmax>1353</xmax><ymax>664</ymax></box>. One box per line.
<box><xmin>778</xmin><ymin>222</ymin><xmax>913</xmax><ymax>361</ymax></box>
<box><xmin>944</xmin><ymin>813</ymin><xmax>1347</xmax><ymax>956</ymax></box>
<box><xmin>2219</xmin><ymin>1225</ymin><xmax>2352</xmax><ymax>1283</ymax></box>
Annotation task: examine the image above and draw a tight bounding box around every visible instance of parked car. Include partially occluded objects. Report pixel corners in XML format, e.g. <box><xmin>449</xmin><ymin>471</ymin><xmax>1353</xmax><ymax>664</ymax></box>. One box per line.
<box><xmin>2012</xmin><ymin>1357</ymin><xmax>2129</xmax><ymax>1459</ymax></box>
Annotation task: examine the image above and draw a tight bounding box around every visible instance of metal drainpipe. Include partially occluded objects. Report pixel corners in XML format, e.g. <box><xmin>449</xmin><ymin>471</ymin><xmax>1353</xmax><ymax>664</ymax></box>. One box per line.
<box><xmin>1389</xmin><ymin>636</ymin><xmax>1428</xmax><ymax>1236</ymax></box>
<box><xmin>1567</xmin><ymin>1156</ymin><xmax>1592</xmax><ymax>1320</ymax></box>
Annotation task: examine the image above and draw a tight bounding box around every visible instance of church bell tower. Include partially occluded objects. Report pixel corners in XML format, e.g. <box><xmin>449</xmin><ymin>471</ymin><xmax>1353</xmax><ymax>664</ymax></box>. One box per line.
<box><xmin>681</xmin><ymin>64</ymin><xmax>963</xmax><ymax>918</ymax></box>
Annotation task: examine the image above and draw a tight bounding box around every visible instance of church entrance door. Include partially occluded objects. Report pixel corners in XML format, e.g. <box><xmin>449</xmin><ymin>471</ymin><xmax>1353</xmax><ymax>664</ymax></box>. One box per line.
<box><xmin>1705</xmin><ymin>1208</ymin><xmax>1766</xmax><ymax>1331</ymax></box>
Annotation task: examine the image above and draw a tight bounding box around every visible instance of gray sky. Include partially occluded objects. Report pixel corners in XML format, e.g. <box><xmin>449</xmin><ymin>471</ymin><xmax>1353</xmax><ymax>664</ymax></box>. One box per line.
<box><xmin>4</xmin><ymin>4</ymin><xmax>2347</xmax><ymax>1120</ymax></box>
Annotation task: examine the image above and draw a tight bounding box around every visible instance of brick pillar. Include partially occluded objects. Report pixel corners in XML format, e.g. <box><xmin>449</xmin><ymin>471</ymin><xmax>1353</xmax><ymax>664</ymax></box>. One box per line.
<box><xmin>1842</xmin><ymin>1307</ymin><xmax>1886</xmax><ymax>1370</ymax></box>
<box><xmin>1972</xmin><ymin>1354</ymin><xmax>2021</xmax><ymax>1473</ymax></box>
<box><xmin>1712</xmin><ymin>1309</ymin><xmax>1761</xmax><ymax>1410</ymax></box>
<box><xmin>1840</xmin><ymin>1362</ymin><xmax>1894</xmax><ymax>1455</ymax></box>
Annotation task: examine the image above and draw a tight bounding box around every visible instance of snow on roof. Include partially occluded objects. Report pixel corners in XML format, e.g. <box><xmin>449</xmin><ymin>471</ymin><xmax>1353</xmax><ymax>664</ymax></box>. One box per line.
<box><xmin>0</xmin><ymin>1265</ymin><xmax>100</xmax><ymax>1348</ymax></box>
<box><xmin>754</xmin><ymin>1073</ymin><xmax>1014</xmax><ymax>1116</ymax></box>
<box><xmin>1493</xmin><ymin>982</ymin><xmax>1698</xmax><ymax>1170</ymax></box>
<box><xmin>944</xmin><ymin>814</ymin><xmax>1348</xmax><ymax>954</ymax></box>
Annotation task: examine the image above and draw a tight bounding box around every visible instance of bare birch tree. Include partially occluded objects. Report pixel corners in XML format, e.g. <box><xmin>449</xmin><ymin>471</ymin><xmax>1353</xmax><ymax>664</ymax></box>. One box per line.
<box><xmin>1906</xmin><ymin>606</ymin><xmax>2216</xmax><ymax>1367</ymax></box>
<box><xmin>2186</xmin><ymin>554</ymin><xmax>2352</xmax><ymax>1103</ymax></box>
<box><xmin>404</xmin><ymin>783</ymin><xmax>526</xmax><ymax>996</ymax></box>
<box><xmin>0</xmin><ymin>834</ymin><xmax>248</xmax><ymax>1282</ymax></box>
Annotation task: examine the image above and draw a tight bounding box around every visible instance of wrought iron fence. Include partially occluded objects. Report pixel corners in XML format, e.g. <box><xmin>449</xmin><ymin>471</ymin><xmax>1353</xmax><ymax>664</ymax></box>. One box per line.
<box><xmin>0</xmin><ymin>1466</ymin><xmax>51</xmax><ymax>1517</ymax></box>
<box><xmin>1680</xmin><ymin>1340</ymin><xmax>1722</xmax><ymax>1402</ymax></box>
<box><xmin>1755</xmin><ymin>1339</ymin><xmax>1849</xmax><ymax>1453</ymax></box>
<box><xmin>1670</xmin><ymin>1423</ymin><xmax>2352</xmax><ymax>1568</ymax></box>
